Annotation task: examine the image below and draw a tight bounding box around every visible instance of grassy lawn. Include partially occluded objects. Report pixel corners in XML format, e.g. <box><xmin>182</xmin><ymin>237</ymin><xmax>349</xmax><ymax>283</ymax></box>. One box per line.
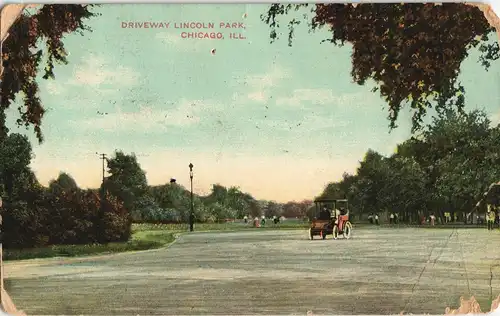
<box><xmin>3</xmin><ymin>229</ymin><xmax>176</xmax><ymax>261</ymax></box>
<box><xmin>131</xmin><ymin>219</ymin><xmax>310</xmax><ymax>232</ymax></box>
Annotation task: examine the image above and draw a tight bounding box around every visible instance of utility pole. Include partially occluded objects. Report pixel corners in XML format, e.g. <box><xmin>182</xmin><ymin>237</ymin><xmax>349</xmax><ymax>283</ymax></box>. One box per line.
<box><xmin>97</xmin><ymin>153</ymin><xmax>107</xmax><ymax>183</ymax></box>
<box><xmin>96</xmin><ymin>153</ymin><xmax>107</xmax><ymax>243</ymax></box>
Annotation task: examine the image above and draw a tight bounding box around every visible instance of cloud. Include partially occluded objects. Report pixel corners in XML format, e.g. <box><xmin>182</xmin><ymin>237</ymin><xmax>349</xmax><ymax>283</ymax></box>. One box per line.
<box><xmin>44</xmin><ymin>81</ymin><xmax>64</xmax><ymax>95</ymax></box>
<box><xmin>246</xmin><ymin>91</ymin><xmax>267</xmax><ymax>103</ymax></box>
<box><xmin>254</xmin><ymin>113</ymin><xmax>349</xmax><ymax>132</ymax></box>
<box><xmin>275</xmin><ymin>89</ymin><xmax>365</xmax><ymax>107</ymax></box>
<box><xmin>231</xmin><ymin>66</ymin><xmax>291</xmax><ymax>103</ymax></box>
<box><xmin>76</xmin><ymin>98</ymin><xmax>219</xmax><ymax>132</ymax></box>
<box><xmin>243</xmin><ymin>66</ymin><xmax>289</xmax><ymax>90</ymax></box>
<box><xmin>69</xmin><ymin>55</ymin><xmax>139</xmax><ymax>87</ymax></box>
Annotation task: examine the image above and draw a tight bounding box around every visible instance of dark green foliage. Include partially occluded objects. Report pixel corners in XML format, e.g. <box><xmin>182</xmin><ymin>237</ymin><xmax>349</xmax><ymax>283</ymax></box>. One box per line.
<box><xmin>0</xmin><ymin>133</ymin><xmax>131</xmax><ymax>249</ymax></box>
<box><xmin>1</xmin><ymin>186</ymin><xmax>132</xmax><ymax>249</ymax></box>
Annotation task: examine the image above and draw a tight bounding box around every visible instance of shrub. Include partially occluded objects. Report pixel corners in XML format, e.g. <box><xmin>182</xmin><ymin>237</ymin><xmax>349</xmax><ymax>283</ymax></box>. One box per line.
<box><xmin>2</xmin><ymin>188</ymin><xmax>132</xmax><ymax>249</ymax></box>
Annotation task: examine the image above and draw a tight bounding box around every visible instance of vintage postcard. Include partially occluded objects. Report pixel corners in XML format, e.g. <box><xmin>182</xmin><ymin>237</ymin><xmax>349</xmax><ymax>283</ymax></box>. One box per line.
<box><xmin>1</xmin><ymin>3</ymin><xmax>500</xmax><ymax>315</ymax></box>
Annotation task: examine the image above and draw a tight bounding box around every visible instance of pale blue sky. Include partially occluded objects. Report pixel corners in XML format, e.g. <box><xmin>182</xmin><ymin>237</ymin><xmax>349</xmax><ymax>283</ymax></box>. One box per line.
<box><xmin>6</xmin><ymin>4</ymin><xmax>500</xmax><ymax>202</ymax></box>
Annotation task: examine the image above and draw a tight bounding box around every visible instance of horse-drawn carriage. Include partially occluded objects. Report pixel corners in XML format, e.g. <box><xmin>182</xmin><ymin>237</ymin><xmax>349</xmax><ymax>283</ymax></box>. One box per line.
<box><xmin>308</xmin><ymin>198</ymin><xmax>352</xmax><ymax>240</ymax></box>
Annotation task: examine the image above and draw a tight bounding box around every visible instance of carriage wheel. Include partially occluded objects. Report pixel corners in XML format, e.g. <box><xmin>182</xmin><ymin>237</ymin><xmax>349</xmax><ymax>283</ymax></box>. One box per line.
<box><xmin>343</xmin><ymin>221</ymin><xmax>353</xmax><ymax>239</ymax></box>
<box><xmin>333</xmin><ymin>225</ymin><xmax>339</xmax><ymax>240</ymax></box>
<box><xmin>308</xmin><ymin>228</ymin><xmax>314</xmax><ymax>240</ymax></box>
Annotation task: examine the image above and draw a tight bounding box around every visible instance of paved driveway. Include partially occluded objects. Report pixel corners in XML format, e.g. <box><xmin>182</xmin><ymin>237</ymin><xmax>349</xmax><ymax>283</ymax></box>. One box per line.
<box><xmin>5</xmin><ymin>228</ymin><xmax>500</xmax><ymax>315</ymax></box>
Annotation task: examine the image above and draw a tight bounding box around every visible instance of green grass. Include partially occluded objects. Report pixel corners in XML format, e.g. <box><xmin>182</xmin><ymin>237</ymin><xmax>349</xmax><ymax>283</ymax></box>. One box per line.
<box><xmin>132</xmin><ymin>220</ymin><xmax>310</xmax><ymax>232</ymax></box>
<box><xmin>3</xmin><ymin>230</ymin><xmax>176</xmax><ymax>261</ymax></box>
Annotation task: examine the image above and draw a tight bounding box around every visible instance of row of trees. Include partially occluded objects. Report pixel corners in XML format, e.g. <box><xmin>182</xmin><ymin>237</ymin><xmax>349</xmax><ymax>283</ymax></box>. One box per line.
<box><xmin>316</xmin><ymin>109</ymin><xmax>500</xmax><ymax>223</ymax></box>
<box><xmin>0</xmin><ymin>133</ymin><xmax>311</xmax><ymax>249</ymax></box>
<box><xmin>97</xmin><ymin>151</ymin><xmax>311</xmax><ymax>224</ymax></box>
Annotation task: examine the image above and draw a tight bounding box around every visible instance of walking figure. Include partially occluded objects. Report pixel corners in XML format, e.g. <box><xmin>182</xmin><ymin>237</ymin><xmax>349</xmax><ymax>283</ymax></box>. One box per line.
<box><xmin>487</xmin><ymin>204</ymin><xmax>495</xmax><ymax>230</ymax></box>
<box><xmin>368</xmin><ymin>213</ymin><xmax>374</xmax><ymax>224</ymax></box>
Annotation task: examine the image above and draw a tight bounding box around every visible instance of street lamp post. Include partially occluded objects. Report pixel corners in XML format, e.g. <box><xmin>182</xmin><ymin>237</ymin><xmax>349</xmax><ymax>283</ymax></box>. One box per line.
<box><xmin>189</xmin><ymin>163</ymin><xmax>194</xmax><ymax>232</ymax></box>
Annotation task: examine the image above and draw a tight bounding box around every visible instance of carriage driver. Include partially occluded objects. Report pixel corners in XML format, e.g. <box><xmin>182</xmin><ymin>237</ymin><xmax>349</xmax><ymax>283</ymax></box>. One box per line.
<box><xmin>320</xmin><ymin>206</ymin><xmax>331</xmax><ymax>220</ymax></box>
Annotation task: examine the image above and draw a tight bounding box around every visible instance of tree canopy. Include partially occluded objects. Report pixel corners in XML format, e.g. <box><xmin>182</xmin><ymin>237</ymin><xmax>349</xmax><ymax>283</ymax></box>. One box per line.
<box><xmin>103</xmin><ymin>151</ymin><xmax>149</xmax><ymax>214</ymax></box>
<box><xmin>48</xmin><ymin>172</ymin><xmax>79</xmax><ymax>194</ymax></box>
<box><xmin>262</xmin><ymin>3</ymin><xmax>499</xmax><ymax>132</ymax></box>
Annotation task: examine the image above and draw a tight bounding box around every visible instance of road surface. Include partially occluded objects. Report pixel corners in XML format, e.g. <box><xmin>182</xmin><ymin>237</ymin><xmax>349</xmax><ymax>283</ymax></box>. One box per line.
<box><xmin>5</xmin><ymin>227</ymin><xmax>500</xmax><ymax>315</ymax></box>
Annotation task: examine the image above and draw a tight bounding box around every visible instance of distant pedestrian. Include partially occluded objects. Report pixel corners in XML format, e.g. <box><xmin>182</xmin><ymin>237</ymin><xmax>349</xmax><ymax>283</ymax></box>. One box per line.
<box><xmin>487</xmin><ymin>205</ymin><xmax>495</xmax><ymax>230</ymax></box>
<box><xmin>244</xmin><ymin>215</ymin><xmax>248</xmax><ymax>224</ymax></box>
<box><xmin>254</xmin><ymin>217</ymin><xmax>260</xmax><ymax>227</ymax></box>
<box><xmin>368</xmin><ymin>213</ymin><xmax>374</xmax><ymax>224</ymax></box>
<box><xmin>389</xmin><ymin>213</ymin><xmax>394</xmax><ymax>224</ymax></box>
<box><xmin>394</xmin><ymin>213</ymin><xmax>399</xmax><ymax>224</ymax></box>
<box><xmin>430</xmin><ymin>214</ymin><xmax>436</xmax><ymax>226</ymax></box>
<box><xmin>374</xmin><ymin>214</ymin><xmax>379</xmax><ymax>225</ymax></box>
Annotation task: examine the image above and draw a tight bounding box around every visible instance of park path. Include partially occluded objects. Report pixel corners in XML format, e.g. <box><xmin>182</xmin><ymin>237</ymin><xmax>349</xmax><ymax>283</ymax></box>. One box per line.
<box><xmin>4</xmin><ymin>228</ymin><xmax>500</xmax><ymax>315</ymax></box>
